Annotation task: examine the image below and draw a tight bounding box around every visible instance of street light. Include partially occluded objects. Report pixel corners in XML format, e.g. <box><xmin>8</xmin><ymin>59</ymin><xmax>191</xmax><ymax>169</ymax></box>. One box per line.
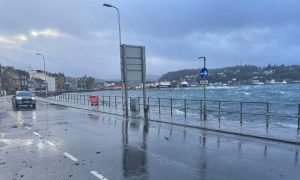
<box><xmin>103</xmin><ymin>3</ymin><xmax>129</xmax><ymax>117</ymax></box>
<box><xmin>35</xmin><ymin>53</ymin><xmax>47</xmax><ymax>96</ymax></box>
<box><xmin>198</xmin><ymin>56</ymin><xmax>207</xmax><ymax>120</ymax></box>
<box><xmin>103</xmin><ymin>3</ymin><xmax>122</xmax><ymax>45</ymax></box>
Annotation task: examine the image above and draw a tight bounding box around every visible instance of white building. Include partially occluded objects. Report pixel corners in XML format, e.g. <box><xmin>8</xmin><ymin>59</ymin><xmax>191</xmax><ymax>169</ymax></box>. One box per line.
<box><xmin>28</xmin><ymin>70</ymin><xmax>56</xmax><ymax>92</ymax></box>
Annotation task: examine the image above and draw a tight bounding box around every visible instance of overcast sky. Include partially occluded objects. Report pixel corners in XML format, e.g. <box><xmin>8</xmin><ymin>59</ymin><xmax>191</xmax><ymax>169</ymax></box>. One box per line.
<box><xmin>0</xmin><ymin>0</ymin><xmax>299</xmax><ymax>79</ymax></box>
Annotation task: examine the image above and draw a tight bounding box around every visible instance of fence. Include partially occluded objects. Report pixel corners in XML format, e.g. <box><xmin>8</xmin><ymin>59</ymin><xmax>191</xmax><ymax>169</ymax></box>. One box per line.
<box><xmin>48</xmin><ymin>93</ymin><xmax>300</xmax><ymax>130</ymax></box>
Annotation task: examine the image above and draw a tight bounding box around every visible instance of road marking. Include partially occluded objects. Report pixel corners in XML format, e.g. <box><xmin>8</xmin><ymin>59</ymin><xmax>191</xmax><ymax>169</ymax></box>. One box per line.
<box><xmin>33</xmin><ymin>132</ymin><xmax>42</xmax><ymax>137</ymax></box>
<box><xmin>63</xmin><ymin>152</ymin><xmax>78</xmax><ymax>162</ymax></box>
<box><xmin>46</xmin><ymin>140</ymin><xmax>55</xmax><ymax>146</ymax></box>
<box><xmin>25</xmin><ymin>126</ymin><xmax>31</xmax><ymax>130</ymax></box>
<box><xmin>90</xmin><ymin>171</ymin><xmax>108</xmax><ymax>180</ymax></box>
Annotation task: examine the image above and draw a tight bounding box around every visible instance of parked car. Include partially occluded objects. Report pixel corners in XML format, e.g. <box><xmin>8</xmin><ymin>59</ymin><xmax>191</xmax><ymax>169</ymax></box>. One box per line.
<box><xmin>12</xmin><ymin>91</ymin><xmax>36</xmax><ymax>109</ymax></box>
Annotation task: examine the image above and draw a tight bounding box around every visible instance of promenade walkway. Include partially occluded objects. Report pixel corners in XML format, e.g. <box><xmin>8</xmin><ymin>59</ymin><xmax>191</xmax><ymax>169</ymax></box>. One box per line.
<box><xmin>38</xmin><ymin>97</ymin><xmax>300</xmax><ymax>145</ymax></box>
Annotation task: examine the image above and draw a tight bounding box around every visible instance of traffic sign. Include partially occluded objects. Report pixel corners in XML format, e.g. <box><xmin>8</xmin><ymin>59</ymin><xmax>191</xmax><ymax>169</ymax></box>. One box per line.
<box><xmin>200</xmin><ymin>68</ymin><xmax>208</xmax><ymax>79</ymax></box>
<box><xmin>200</xmin><ymin>80</ymin><xmax>208</xmax><ymax>85</ymax></box>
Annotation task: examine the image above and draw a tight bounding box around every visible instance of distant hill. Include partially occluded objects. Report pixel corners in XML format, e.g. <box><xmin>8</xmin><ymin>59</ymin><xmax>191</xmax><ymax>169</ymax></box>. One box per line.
<box><xmin>147</xmin><ymin>74</ymin><xmax>160</xmax><ymax>81</ymax></box>
<box><xmin>159</xmin><ymin>65</ymin><xmax>300</xmax><ymax>85</ymax></box>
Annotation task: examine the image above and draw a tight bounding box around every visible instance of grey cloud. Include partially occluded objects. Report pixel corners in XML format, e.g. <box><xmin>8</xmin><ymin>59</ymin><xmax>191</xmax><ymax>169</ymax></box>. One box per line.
<box><xmin>0</xmin><ymin>0</ymin><xmax>299</xmax><ymax>79</ymax></box>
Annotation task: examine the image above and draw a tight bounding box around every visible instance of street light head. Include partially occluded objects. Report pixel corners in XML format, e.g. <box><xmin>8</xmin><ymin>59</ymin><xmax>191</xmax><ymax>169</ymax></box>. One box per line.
<box><xmin>36</xmin><ymin>53</ymin><xmax>43</xmax><ymax>56</ymax></box>
<box><xmin>198</xmin><ymin>56</ymin><xmax>206</xmax><ymax>59</ymax></box>
<box><xmin>103</xmin><ymin>3</ymin><xmax>113</xmax><ymax>7</ymax></box>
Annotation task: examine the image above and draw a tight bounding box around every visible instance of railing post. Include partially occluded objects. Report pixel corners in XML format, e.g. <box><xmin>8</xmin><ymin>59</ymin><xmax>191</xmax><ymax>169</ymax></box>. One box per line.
<box><xmin>147</xmin><ymin>97</ymin><xmax>150</xmax><ymax>115</ymax></box>
<box><xmin>240</xmin><ymin>102</ymin><xmax>243</xmax><ymax>125</ymax></box>
<box><xmin>121</xmin><ymin>95</ymin><xmax>124</xmax><ymax>111</ymax></box>
<box><xmin>77</xmin><ymin>95</ymin><xmax>78</xmax><ymax>104</ymax></box>
<box><xmin>171</xmin><ymin>98</ymin><xmax>173</xmax><ymax>116</ymax></box>
<box><xmin>138</xmin><ymin>97</ymin><xmax>141</xmax><ymax>111</ymax></box>
<box><xmin>97</xmin><ymin>95</ymin><xmax>99</xmax><ymax>106</ymax></box>
<box><xmin>266</xmin><ymin>103</ymin><xmax>269</xmax><ymax>128</ymax></box>
<box><xmin>218</xmin><ymin>101</ymin><xmax>221</xmax><ymax>122</ymax></box>
<box><xmin>115</xmin><ymin>96</ymin><xmax>117</xmax><ymax>107</ymax></box>
<box><xmin>184</xmin><ymin>99</ymin><xmax>187</xmax><ymax>118</ymax></box>
<box><xmin>158</xmin><ymin>98</ymin><xmax>161</xmax><ymax>114</ymax></box>
<box><xmin>298</xmin><ymin>104</ymin><xmax>300</xmax><ymax>130</ymax></box>
<box><xmin>87</xmin><ymin>95</ymin><xmax>90</xmax><ymax>105</ymax></box>
<box><xmin>103</xmin><ymin>96</ymin><xmax>105</xmax><ymax>107</ymax></box>
<box><xmin>109</xmin><ymin>96</ymin><xmax>111</xmax><ymax>108</ymax></box>
<box><xmin>200</xmin><ymin>100</ymin><xmax>203</xmax><ymax>120</ymax></box>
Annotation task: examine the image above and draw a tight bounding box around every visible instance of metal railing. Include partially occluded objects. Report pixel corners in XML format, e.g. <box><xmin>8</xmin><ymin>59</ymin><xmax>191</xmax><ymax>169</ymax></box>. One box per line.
<box><xmin>48</xmin><ymin>93</ymin><xmax>300</xmax><ymax>130</ymax></box>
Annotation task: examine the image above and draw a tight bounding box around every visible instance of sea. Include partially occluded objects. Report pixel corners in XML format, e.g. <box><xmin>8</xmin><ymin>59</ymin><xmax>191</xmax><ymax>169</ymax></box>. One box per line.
<box><xmin>71</xmin><ymin>84</ymin><xmax>300</xmax><ymax>128</ymax></box>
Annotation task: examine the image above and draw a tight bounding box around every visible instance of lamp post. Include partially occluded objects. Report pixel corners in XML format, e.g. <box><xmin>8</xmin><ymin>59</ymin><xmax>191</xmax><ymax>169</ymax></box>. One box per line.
<box><xmin>198</xmin><ymin>56</ymin><xmax>207</xmax><ymax>120</ymax></box>
<box><xmin>35</xmin><ymin>53</ymin><xmax>47</xmax><ymax>96</ymax></box>
<box><xmin>103</xmin><ymin>3</ymin><xmax>129</xmax><ymax>117</ymax></box>
<box><xmin>103</xmin><ymin>3</ymin><xmax>122</xmax><ymax>46</ymax></box>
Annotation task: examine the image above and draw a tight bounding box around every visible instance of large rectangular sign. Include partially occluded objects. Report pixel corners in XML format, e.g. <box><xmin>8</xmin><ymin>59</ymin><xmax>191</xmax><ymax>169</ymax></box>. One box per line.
<box><xmin>121</xmin><ymin>45</ymin><xmax>146</xmax><ymax>82</ymax></box>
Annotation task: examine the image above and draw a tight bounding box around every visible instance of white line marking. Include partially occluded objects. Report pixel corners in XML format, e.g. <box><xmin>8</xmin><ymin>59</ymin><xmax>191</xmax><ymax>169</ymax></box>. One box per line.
<box><xmin>90</xmin><ymin>171</ymin><xmax>108</xmax><ymax>180</ymax></box>
<box><xmin>46</xmin><ymin>140</ymin><xmax>55</xmax><ymax>146</ymax></box>
<box><xmin>25</xmin><ymin>126</ymin><xmax>31</xmax><ymax>130</ymax></box>
<box><xmin>63</xmin><ymin>152</ymin><xmax>78</xmax><ymax>162</ymax></box>
<box><xmin>33</xmin><ymin>132</ymin><xmax>42</xmax><ymax>137</ymax></box>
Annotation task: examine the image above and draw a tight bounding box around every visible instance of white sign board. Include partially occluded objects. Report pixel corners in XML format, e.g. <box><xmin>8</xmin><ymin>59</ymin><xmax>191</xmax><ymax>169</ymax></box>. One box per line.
<box><xmin>121</xmin><ymin>45</ymin><xmax>146</xmax><ymax>82</ymax></box>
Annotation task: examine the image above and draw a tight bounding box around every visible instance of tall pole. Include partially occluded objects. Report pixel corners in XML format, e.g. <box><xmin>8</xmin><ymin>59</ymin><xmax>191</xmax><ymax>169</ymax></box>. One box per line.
<box><xmin>36</xmin><ymin>53</ymin><xmax>47</xmax><ymax>97</ymax></box>
<box><xmin>103</xmin><ymin>3</ymin><xmax>128</xmax><ymax>117</ymax></box>
<box><xmin>198</xmin><ymin>56</ymin><xmax>207</xmax><ymax>120</ymax></box>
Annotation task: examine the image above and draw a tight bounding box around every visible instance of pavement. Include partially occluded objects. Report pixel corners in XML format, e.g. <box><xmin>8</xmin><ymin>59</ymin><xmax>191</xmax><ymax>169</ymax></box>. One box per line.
<box><xmin>41</xmin><ymin>96</ymin><xmax>300</xmax><ymax>145</ymax></box>
<box><xmin>0</xmin><ymin>95</ymin><xmax>300</xmax><ymax>180</ymax></box>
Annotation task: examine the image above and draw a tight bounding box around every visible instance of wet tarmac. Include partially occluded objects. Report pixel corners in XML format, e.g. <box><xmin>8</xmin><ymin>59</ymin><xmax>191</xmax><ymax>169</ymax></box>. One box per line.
<box><xmin>0</xmin><ymin>96</ymin><xmax>300</xmax><ymax>180</ymax></box>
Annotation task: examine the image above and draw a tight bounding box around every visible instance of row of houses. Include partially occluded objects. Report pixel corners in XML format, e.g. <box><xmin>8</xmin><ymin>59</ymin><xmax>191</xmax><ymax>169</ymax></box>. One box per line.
<box><xmin>0</xmin><ymin>65</ymin><xmax>65</xmax><ymax>95</ymax></box>
<box><xmin>0</xmin><ymin>65</ymin><xmax>101</xmax><ymax>95</ymax></box>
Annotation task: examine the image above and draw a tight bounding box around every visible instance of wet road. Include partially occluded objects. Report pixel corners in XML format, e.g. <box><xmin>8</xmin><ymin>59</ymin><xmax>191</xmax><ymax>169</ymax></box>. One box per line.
<box><xmin>0</xmin><ymin>96</ymin><xmax>300</xmax><ymax>180</ymax></box>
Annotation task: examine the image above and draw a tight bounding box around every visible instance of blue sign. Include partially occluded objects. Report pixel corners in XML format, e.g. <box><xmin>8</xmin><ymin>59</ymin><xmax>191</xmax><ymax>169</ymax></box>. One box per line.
<box><xmin>200</xmin><ymin>68</ymin><xmax>208</xmax><ymax>79</ymax></box>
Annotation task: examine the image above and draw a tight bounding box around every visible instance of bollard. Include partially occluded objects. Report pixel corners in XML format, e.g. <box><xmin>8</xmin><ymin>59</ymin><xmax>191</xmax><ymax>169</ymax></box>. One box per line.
<box><xmin>266</xmin><ymin>103</ymin><xmax>269</xmax><ymax>128</ymax></box>
<box><xmin>240</xmin><ymin>102</ymin><xmax>243</xmax><ymax>124</ymax></box>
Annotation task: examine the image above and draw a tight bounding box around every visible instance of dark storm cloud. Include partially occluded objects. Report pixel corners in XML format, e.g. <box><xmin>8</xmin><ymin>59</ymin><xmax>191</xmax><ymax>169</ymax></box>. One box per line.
<box><xmin>0</xmin><ymin>0</ymin><xmax>299</xmax><ymax>79</ymax></box>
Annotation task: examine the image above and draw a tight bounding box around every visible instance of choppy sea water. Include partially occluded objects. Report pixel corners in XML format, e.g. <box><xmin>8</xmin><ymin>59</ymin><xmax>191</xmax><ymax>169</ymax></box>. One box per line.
<box><xmin>75</xmin><ymin>84</ymin><xmax>300</xmax><ymax>128</ymax></box>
